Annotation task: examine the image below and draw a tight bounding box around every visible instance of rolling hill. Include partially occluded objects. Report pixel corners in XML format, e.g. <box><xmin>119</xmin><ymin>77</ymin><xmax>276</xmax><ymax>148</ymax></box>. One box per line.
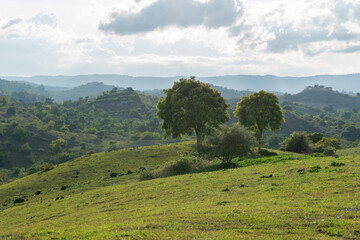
<box><xmin>281</xmin><ymin>85</ymin><xmax>360</xmax><ymax>109</ymax></box>
<box><xmin>0</xmin><ymin>142</ymin><xmax>359</xmax><ymax>239</ymax></box>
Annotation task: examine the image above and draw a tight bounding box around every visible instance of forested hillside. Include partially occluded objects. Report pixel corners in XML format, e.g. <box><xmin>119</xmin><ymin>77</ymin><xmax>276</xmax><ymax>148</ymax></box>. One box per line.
<box><xmin>1</xmin><ymin>82</ymin><xmax>360</xmax><ymax>183</ymax></box>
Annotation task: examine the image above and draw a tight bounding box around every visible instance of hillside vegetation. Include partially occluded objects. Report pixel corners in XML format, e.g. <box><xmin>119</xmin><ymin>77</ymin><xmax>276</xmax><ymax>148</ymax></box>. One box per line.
<box><xmin>0</xmin><ymin>142</ymin><xmax>359</xmax><ymax>239</ymax></box>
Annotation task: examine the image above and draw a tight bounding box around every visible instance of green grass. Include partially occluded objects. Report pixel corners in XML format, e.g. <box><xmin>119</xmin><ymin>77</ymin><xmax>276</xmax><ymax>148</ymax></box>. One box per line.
<box><xmin>0</xmin><ymin>143</ymin><xmax>360</xmax><ymax>239</ymax></box>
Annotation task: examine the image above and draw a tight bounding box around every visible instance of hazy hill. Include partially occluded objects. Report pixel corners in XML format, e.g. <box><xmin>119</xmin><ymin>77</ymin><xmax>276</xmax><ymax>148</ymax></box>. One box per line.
<box><xmin>281</xmin><ymin>85</ymin><xmax>360</xmax><ymax>109</ymax></box>
<box><xmin>4</xmin><ymin>73</ymin><xmax>360</xmax><ymax>93</ymax></box>
<box><xmin>53</xmin><ymin>82</ymin><xmax>119</xmax><ymax>101</ymax></box>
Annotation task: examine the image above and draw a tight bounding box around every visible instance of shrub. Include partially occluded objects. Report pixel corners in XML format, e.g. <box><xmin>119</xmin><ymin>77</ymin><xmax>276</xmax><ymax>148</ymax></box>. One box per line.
<box><xmin>6</xmin><ymin>106</ymin><xmax>16</xmax><ymax>115</ymax></box>
<box><xmin>0</xmin><ymin>151</ymin><xmax>7</xmax><ymax>167</ymax></box>
<box><xmin>49</xmin><ymin>138</ymin><xmax>66</xmax><ymax>153</ymax></box>
<box><xmin>323</xmin><ymin>147</ymin><xmax>336</xmax><ymax>156</ymax></box>
<box><xmin>259</xmin><ymin>149</ymin><xmax>277</xmax><ymax>157</ymax></box>
<box><xmin>20</xmin><ymin>143</ymin><xmax>32</xmax><ymax>154</ymax></box>
<box><xmin>13</xmin><ymin>167</ymin><xmax>26</xmax><ymax>177</ymax></box>
<box><xmin>27</xmin><ymin>163</ymin><xmax>54</xmax><ymax>174</ymax></box>
<box><xmin>141</xmin><ymin>131</ymin><xmax>161</xmax><ymax>140</ymax></box>
<box><xmin>49</xmin><ymin>152</ymin><xmax>77</xmax><ymax>164</ymax></box>
<box><xmin>317</xmin><ymin>137</ymin><xmax>341</xmax><ymax>149</ymax></box>
<box><xmin>309</xmin><ymin>165</ymin><xmax>321</xmax><ymax>172</ymax></box>
<box><xmin>140</xmin><ymin>157</ymin><xmax>195</xmax><ymax>181</ymax></box>
<box><xmin>307</xmin><ymin>132</ymin><xmax>325</xmax><ymax>143</ymax></box>
<box><xmin>13</xmin><ymin>126</ymin><xmax>30</xmax><ymax>141</ymax></box>
<box><xmin>169</xmin><ymin>158</ymin><xmax>192</xmax><ymax>175</ymax></box>
<box><xmin>283</xmin><ymin>131</ymin><xmax>310</xmax><ymax>153</ymax></box>
<box><xmin>330</xmin><ymin>161</ymin><xmax>345</xmax><ymax>167</ymax></box>
<box><xmin>205</xmin><ymin>125</ymin><xmax>257</xmax><ymax>164</ymax></box>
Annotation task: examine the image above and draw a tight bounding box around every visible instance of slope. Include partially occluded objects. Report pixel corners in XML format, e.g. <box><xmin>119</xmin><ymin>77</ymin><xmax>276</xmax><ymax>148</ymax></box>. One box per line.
<box><xmin>0</xmin><ymin>143</ymin><xmax>359</xmax><ymax>239</ymax></box>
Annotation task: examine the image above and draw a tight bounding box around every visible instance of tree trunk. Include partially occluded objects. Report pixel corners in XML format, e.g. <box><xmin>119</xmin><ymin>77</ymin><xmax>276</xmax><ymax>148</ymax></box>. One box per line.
<box><xmin>257</xmin><ymin>129</ymin><xmax>263</xmax><ymax>151</ymax></box>
<box><xmin>196</xmin><ymin>133</ymin><xmax>203</xmax><ymax>154</ymax></box>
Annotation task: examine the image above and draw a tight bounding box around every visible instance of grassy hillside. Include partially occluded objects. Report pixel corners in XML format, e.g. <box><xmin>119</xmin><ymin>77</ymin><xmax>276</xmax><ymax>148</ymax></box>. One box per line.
<box><xmin>0</xmin><ymin>142</ymin><xmax>359</xmax><ymax>239</ymax></box>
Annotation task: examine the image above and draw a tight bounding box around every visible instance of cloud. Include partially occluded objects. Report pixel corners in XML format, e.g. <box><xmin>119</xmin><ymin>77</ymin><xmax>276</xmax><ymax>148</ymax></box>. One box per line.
<box><xmin>227</xmin><ymin>0</ymin><xmax>360</xmax><ymax>55</ymax></box>
<box><xmin>334</xmin><ymin>45</ymin><xmax>360</xmax><ymax>53</ymax></box>
<box><xmin>2</xmin><ymin>18</ymin><xmax>22</xmax><ymax>29</ymax></box>
<box><xmin>99</xmin><ymin>0</ymin><xmax>242</xmax><ymax>35</ymax></box>
<box><xmin>29</xmin><ymin>13</ymin><xmax>57</xmax><ymax>27</ymax></box>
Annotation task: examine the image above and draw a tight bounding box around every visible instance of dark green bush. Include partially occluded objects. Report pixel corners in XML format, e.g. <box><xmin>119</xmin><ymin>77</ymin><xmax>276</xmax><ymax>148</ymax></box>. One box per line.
<box><xmin>205</xmin><ymin>125</ymin><xmax>257</xmax><ymax>164</ymax></box>
<box><xmin>259</xmin><ymin>149</ymin><xmax>277</xmax><ymax>157</ymax></box>
<box><xmin>170</xmin><ymin>158</ymin><xmax>192</xmax><ymax>175</ymax></box>
<box><xmin>307</xmin><ymin>132</ymin><xmax>325</xmax><ymax>143</ymax></box>
<box><xmin>309</xmin><ymin>165</ymin><xmax>321</xmax><ymax>172</ymax></box>
<box><xmin>323</xmin><ymin>147</ymin><xmax>336</xmax><ymax>156</ymax></box>
<box><xmin>13</xmin><ymin>126</ymin><xmax>30</xmax><ymax>141</ymax></box>
<box><xmin>330</xmin><ymin>161</ymin><xmax>345</xmax><ymax>167</ymax></box>
<box><xmin>49</xmin><ymin>152</ymin><xmax>77</xmax><ymax>164</ymax></box>
<box><xmin>6</xmin><ymin>106</ymin><xmax>16</xmax><ymax>115</ymax></box>
<box><xmin>140</xmin><ymin>157</ymin><xmax>195</xmax><ymax>181</ymax></box>
<box><xmin>284</xmin><ymin>132</ymin><xmax>310</xmax><ymax>153</ymax></box>
<box><xmin>20</xmin><ymin>143</ymin><xmax>32</xmax><ymax>154</ymax></box>
<box><xmin>27</xmin><ymin>163</ymin><xmax>54</xmax><ymax>174</ymax></box>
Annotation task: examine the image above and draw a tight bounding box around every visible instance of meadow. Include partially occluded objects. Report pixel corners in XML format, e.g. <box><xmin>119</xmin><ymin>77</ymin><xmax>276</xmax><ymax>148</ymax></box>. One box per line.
<box><xmin>0</xmin><ymin>142</ymin><xmax>359</xmax><ymax>239</ymax></box>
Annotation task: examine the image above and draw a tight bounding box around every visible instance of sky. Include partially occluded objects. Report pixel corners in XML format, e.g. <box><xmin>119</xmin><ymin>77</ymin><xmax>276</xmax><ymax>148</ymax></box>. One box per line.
<box><xmin>0</xmin><ymin>0</ymin><xmax>360</xmax><ymax>77</ymax></box>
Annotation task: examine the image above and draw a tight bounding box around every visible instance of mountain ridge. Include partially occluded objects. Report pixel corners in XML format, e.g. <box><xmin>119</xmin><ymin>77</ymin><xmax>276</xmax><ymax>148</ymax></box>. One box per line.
<box><xmin>3</xmin><ymin>73</ymin><xmax>360</xmax><ymax>93</ymax></box>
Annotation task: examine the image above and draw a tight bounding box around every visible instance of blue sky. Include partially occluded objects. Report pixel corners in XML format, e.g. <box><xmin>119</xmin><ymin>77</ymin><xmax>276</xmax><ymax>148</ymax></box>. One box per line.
<box><xmin>0</xmin><ymin>0</ymin><xmax>360</xmax><ymax>77</ymax></box>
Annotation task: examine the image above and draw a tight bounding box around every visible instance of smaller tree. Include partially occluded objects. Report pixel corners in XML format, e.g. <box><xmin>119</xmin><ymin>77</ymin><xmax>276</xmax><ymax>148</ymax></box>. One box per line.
<box><xmin>13</xmin><ymin>126</ymin><xmax>30</xmax><ymax>141</ymax></box>
<box><xmin>6</xmin><ymin>106</ymin><xmax>16</xmax><ymax>115</ymax></box>
<box><xmin>234</xmin><ymin>90</ymin><xmax>284</xmax><ymax>150</ymax></box>
<box><xmin>307</xmin><ymin>132</ymin><xmax>325</xmax><ymax>143</ymax></box>
<box><xmin>205</xmin><ymin>125</ymin><xmax>257</xmax><ymax>165</ymax></box>
<box><xmin>49</xmin><ymin>138</ymin><xmax>66</xmax><ymax>153</ymax></box>
<box><xmin>317</xmin><ymin>137</ymin><xmax>341</xmax><ymax>149</ymax></box>
<box><xmin>283</xmin><ymin>131</ymin><xmax>310</xmax><ymax>153</ymax></box>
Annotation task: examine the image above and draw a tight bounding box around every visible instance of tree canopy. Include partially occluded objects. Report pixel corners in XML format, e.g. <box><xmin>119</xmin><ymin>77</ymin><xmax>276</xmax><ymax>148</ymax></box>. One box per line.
<box><xmin>157</xmin><ymin>77</ymin><xmax>229</xmax><ymax>152</ymax></box>
<box><xmin>234</xmin><ymin>90</ymin><xmax>284</xmax><ymax>149</ymax></box>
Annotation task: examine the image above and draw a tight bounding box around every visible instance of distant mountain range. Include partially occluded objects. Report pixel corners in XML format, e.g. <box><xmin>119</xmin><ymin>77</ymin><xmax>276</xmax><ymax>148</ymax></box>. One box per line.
<box><xmin>2</xmin><ymin>73</ymin><xmax>360</xmax><ymax>93</ymax></box>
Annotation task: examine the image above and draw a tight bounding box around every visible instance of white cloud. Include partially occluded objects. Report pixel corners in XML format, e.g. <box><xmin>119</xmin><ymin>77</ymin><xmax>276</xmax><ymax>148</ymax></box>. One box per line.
<box><xmin>0</xmin><ymin>0</ymin><xmax>360</xmax><ymax>78</ymax></box>
<box><xmin>99</xmin><ymin>0</ymin><xmax>242</xmax><ymax>34</ymax></box>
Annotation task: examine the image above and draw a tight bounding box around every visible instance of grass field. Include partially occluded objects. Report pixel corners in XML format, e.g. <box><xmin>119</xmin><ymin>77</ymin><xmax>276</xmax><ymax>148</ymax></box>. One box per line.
<box><xmin>0</xmin><ymin>142</ymin><xmax>359</xmax><ymax>239</ymax></box>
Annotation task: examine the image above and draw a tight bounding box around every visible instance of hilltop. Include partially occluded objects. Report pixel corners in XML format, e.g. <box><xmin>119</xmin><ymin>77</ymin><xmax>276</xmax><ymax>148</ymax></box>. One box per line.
<box><xmin>0</xmin><ymin>142</ymin><xmax>359</xmax><ymax>239</ymax></box>
<box><xmin>281</xmin><ymin>85</ymin><xmax>360</xmax><ymax>109</ymax></box>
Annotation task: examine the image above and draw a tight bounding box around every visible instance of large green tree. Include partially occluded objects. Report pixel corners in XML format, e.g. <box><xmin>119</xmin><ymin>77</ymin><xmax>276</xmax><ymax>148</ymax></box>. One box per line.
<box><xmin>157</xmin><ymin>77</ymin><xmax>229</xmax><ymax>153</ymax></box>
<box><xmin>234</xmin><ymin>90</ymin><xmax>284</xmax><ymax>150</ymax></box>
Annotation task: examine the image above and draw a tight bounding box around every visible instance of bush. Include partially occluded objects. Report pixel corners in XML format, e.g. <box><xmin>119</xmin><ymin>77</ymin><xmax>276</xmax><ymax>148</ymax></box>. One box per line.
<box><xmin>307</xmin><ymin>132</ymin><xmax>325</xmax><ymax>143</ymax></box>
<box><xmin>309</xmin><ymin>165</ymin><xmax>321</xmax><ymax>172</ymax></box>
<box><xmin>330</xmin><ymin>161</ymin><xmax>345</xmax><ymax>167</ymax></box>
<box><xmin>49</xmin><ymin>138</ymin><xmax>66</xmax><ymax>153</ymax></box>
<box><xmin>13</xmin><ymin>126</ymin><xmax>30</xmax><ymax>141</ymax></box>
<box><xmin>169</xmin><ymin>158</ymin><xmax>192</xmax><ymax>175</ymax></box>
<box><xmin>49</xmin><ymin>152</ymin><xmax>77</xmax><ymax>164</ymax></box>
<box><xmin>140</xmin><ymin>157</ymin><xmax>195</xmax><ymax>181</ymax></box>
<box><xmin>20</xmin><ymin>143</ymin><xmax>32</xmax><ymax>154</ymax></box>
<box><xmin>141</xmin><ymin>131</ymin><xmax>161</xmax><ymax>140</ymax></box>
<box><xmin>259</xmin><ymin>149</ymin><xmax>277</xmax><ymax>157</ymax></box>
<box><xmin>0</xmin><ymin>151</ymin><xmax>7</xmax><ymax>167</ymax></box>
<box><xmin>323</xmin><ymin>147</ymin><xmax>336</xmax><ymax>156</ymax></box>
<box><xmin>317</xmin><ymin>137</ymin><xmax>341</xmax><ymax>149</ymax></box>
<box><xmin>6</xmin><ymin>106</ymin><xmax>16</xmax><ymax>115</ymax></box>
<box><xmin>27</xmin><ymin>163</ymin><xmax>54</xmax><ymax>174</ymax></box>
<box><xmin>283</xmin><ymin>132</ymin><xmax>310</xmax><ymax>153</ymax></box>
<box><xmin>205</xmin><ymin>125</ymin><xmax>257</xmax><ymax>164</ymax></box>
